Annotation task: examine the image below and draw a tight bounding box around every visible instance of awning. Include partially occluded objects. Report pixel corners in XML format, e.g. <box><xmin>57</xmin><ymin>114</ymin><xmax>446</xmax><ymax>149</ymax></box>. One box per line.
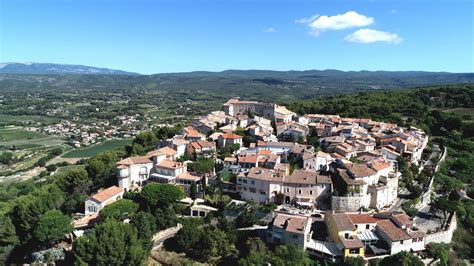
<box><xmin>296</xmin><ymin>201</ymin><xmax>314</xmax><ymax>207</ymax></box>
<box><xmin>358</xmin><ymin>230</ymin><xmax>379</xmax><ymax>241</ymax></box>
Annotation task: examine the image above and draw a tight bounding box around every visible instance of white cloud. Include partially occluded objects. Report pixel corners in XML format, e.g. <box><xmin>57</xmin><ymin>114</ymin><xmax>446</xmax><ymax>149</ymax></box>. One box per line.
<box><xmin>295</xmin><ymin>14</ymin><xmax>320</xmax><ymax>24</ymax></box>
<box><xmin>389</xmin><ymin>9</ymin><xmax>397</xmax><ymax>14</ymax></box>
<box><xmin>263</xmin><ymin>27</ymin><xmax>277</xmax><ymax>33</ymax></box>
<box><xmin>296</xmin><ymin>11</ymin><xmax>374</xmax><ymax>36</ymax></box>
<box><xmin>344</xmin><ymin>29</ymin><xmax>403</xmax><ymax>44</ymax></box>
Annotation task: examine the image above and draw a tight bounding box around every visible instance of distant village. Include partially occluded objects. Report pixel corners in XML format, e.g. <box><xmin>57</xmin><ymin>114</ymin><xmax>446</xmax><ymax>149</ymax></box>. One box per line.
<box><xmin>31</xmin><ymin>114</ymin><xmax>147</xmax><ymax>146</ymax></box>
<box><xmin>76</xmin><ymin>98</ymin><xmax>456</xmax><ymax>262</ymax></box>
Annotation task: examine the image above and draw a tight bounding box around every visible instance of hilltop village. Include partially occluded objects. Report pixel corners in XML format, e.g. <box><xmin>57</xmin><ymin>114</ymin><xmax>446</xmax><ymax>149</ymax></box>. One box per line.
<box><xmin>76</xmin><ymin>98</ymin><xmax>455</xmax><ymax>263</ymax></box>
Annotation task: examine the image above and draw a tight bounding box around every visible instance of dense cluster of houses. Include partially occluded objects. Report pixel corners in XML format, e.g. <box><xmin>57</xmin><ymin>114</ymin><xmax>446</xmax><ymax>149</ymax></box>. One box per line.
<box><xmin>39</xmin><ymin>114</ymin><xmax>146</xmax><ymax>146</ymax></box>
<box><xmin>268</xmin><ymin>211</ymin><xmax>427</xmax><ymax>261</ymax></box>
<box><xmin>78</xmin><ymin>98</ymin><xmax>433</xmax><ymax>262</ymax></box>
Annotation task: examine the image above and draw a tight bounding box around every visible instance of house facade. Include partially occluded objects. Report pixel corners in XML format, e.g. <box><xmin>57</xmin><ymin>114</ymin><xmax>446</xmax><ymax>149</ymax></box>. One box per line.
<box><xmin>85</xmin><ymin>186</ymin><xmax>124</xmax><ymax>214</ymax></box>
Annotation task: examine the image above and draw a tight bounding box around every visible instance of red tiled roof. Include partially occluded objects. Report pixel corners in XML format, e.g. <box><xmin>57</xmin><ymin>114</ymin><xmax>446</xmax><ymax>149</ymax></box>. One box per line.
<box><xmin>339</xmin><ymin>235</ymin><xmax>364</xmax><ymax>249</ymax></box>
<box><xmin>376</xmin><ymin>220</ymin><xmax>411</xmax><ymax>241</ymax></box>
<box><xmin>177</xmin><ymin>172</ymin><xmax>201</xmax><ymax>182</ymax></box>
<box><xmin>91</xmin><ymin>186</ymin><xmax>123</xmax><ymax>203</ymax></box>
<box><xmin>221</xmin><ymin>133</ymin><xmax>242</xmax><ymax>139</ymax></box>
<box><xmin>158</xmin><ymin>146</ymin><xmax>177</xmax><ymax>156</ymax></box>
<box><xmin>184</xmin><ymin>126</ymin><xmax>203</xmax><ymax>138</ymax></box>
<box><xmin>116</xmin><ymin>156</ymin><xmax>153</xmax><ymax>166</ymax></box>
<box><xmin>239</xmin><ymin>154</ymin><xmax>259</xmax><ymax>164</ymax></box>
<box><xmin>157</xmin><ymin>159</ymin><xmax>185</xmax><ymax>169</ymax></box>
<box><xmin>273</xmin><ymin>213</ymin><xmax>310</xmax><ymax>234</ymax></box>
<box><xmin>347</xmin><ymin>214</ymin><xmax>382</xmax><ymax>224</ymax></box>
<box><xmin>259</xmin><ymin>150</ymin><xmax>273</xmax><ymax>156</ymax></box>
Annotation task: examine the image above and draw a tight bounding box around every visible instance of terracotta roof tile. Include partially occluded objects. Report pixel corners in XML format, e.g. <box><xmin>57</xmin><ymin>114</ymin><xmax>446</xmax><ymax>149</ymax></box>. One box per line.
<box><xmin>158</xmin><ymin>146</ymin><xmax>177</xmax><ymax>156</ymax></box>
<box><xmin>376</xmin><ymin>220</ymin><xmax>411</xmax><ymax>241</ymax></box>
<box><xmin>91</xmin><ymin>186</ymin><xmax>123</xmax><ymax>203</ymax></box>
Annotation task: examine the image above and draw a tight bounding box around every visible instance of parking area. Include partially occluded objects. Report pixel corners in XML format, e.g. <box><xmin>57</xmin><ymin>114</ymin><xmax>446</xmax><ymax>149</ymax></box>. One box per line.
<box><xmin>413</xmin><ymin>205</ymin><xmax>443</xmax><ymax>232</ymax></box>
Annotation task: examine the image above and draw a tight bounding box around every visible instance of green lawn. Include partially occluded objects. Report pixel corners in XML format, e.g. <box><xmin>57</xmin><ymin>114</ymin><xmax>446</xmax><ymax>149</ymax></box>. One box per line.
<box><xmin>62</xmin><ymin>138</ymin><xmax>133</xmax><ymax>158</ymax></box>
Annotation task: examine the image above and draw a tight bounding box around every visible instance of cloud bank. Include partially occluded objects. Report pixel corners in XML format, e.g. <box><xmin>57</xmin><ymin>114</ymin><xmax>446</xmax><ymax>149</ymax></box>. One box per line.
<box><xmin>344</xmin><ymin>29</ymin><xmax>403</xmax><ymax>44</ymax></box>
<box><xmin>296</xmin><ymin>11</ymin><xmax>374</xmax><ymax>36</ymax></box>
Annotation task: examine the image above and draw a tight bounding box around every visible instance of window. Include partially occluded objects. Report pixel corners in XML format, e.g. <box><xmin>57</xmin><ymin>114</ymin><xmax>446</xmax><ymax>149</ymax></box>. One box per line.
<box><xmin>243</xmin><ymin>179</ymin><xmax>248</xmax><ymax>184</ymax></box>
<box><xmin>344</xmin><ymin>233</ymin><xmax>350</xmax><ymax>239</ymax></box>
<box><xmin>349</xmin><ymin>248</ymin><xmax>359</xmax><ymax>254</ymax></box>
<box><xmin>355</xmin><ymin>225</ymin><xmax>358</xmax><ymax>229</ymax></box>
<box><xmin>366</xmin><ymin>224</ymin><xmax>370</xmax><ymax>229</ymax></box>
<box><xmin>88</xmin><ymin>205</ymin><xmax>97</xmax><ymax>213</ymax></box>
<box><xmin>310</xmin><ymin>190</ymin><xmax>313</xmax><ymax>195</ymax></box>
<box><xmin>298</xmin><ymin>190</ymin><xmax>302</xmax><ymax>195</ymax></box>
<box><xmin>286</xmin><ymin>188</ymin><xmax>290</xmax><ymax>192</ymax></box>
<box><xmin>400</xmin><ymin>240</ymin><xmax>404</xmax><ymax>244</ymax></box>
<box><xmin>251</xmin><ymin>180</ymin><xmax>255</xmax><ymax>185</ymax></box>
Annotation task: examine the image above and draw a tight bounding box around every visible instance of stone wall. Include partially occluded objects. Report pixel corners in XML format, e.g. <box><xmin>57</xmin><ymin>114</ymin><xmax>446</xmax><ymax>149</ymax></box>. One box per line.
<box><xmin>331</xmin><ymin>195</ymin><xmax>369</xmax><ymax>212</ymax></box>
<box><xmin>416</xmin><ymin>147</ymin><xmax>447</xmax><ymax>208</ymax></box>
<box><xmin>425</xmin><ymin>212</ymin><xmax>457</xmax><ymax>245</ymax></box>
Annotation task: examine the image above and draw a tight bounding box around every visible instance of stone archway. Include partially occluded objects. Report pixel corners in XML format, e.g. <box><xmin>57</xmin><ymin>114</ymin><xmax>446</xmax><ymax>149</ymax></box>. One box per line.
<box><xmin>284</xmin><ymin>196</ymin><xmax>291</xmax><ymax>204</ymax></box>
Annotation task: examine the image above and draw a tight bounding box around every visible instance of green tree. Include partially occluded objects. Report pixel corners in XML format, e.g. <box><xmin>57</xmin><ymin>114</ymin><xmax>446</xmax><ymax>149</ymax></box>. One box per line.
<box><xmin>133</xmin><ymin>131</ymin><xmax>158</xmax><ymax>151</ymax></box>
<box><xmin>238</xmin><ymin>238</ymin><xmax>269</xmax><ymax>266</ymax></box>
<box><xmin>139</xmin><ymin>183</ymin><xmax>184</xmax><ymax>210</ymax></box>
<box><xmin>11</xmin><ymin>184</ymin><xmax>65</xmax><ymax>242</ymax></box>
<box><xmin>270</xmin><ymin>244</ymin><xmax>311</xmax><ymax>266</ymax></box>
<box><xmin>380</xmin><ymin>251</ymin><xmax>423</xmax><ymax>266</ymax></box>
<box><xmin>190</xmin><ymin>182</ymin><xmax>198</xmax><ymax>200</ymax></box>
<box><xmin>236</xmin><ymin>208</ymin><xmax>258</xmax><ymax>228</ymax></box>
<box><xmin>130</xmin><ymin>211</ymin><xmax>156</xmax><ymax>249</ymax></box>
<box><xmin>34</xmin><ymin>210</ymin><xmax>73</xmax><ymax>245</ymax></box>
<box><xmin>198</xmin><ymin>226</ymin><xmax>236</xmax><ymax>261</ymax></box>
<box><xmin>0</xmin><ymin>152</ymin><xmax>14</xmax><ymax>165</ymax></box>
<box><xmin>72</xmin><ymin>219</ymin><xmax>147</xmax><ymax>265</ymax></box>
<box><xmin>426</xmin><ymin>243</ymin><xmax>450</xmax><ymax>266</ymax></box>
<box><xmin>0</xmin><ymin>215</ymin><xmax>19</xmax><ymax>248</ymax></box>
<box><xmin>54</xmin><ymin>167</ymin><xmax>91</xmax><ymax>195</ymax></box>
<box><xmin>100</xmin><ymin>199</ymin><xmax>139</xmax><ymax>221</ymax></box>
<box><xmin>84</xmin><ymin>151</ymin><xmax>118</xmax><ymax>187</ymax></box>
<box><xmin>155</xmin><ymin>206</ymin><xmax>176</xmax><ymax>230</ymax></box>
<box><xmin>187</xmin><ymin>158</ymin><xmax>215</xmax><ymax>174</ymax></box>
<box><xmin>343</xmin><ymin>256</ymin><xmax>365</xmax><ymax>266</ymax></box>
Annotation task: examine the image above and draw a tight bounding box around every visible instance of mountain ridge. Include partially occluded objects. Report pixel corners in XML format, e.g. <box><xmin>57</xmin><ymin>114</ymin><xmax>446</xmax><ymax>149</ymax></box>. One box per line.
<box><xmin>0</xmin><ymin>62</ymin><xmax>140</xmax><ymax>75</ymax></box>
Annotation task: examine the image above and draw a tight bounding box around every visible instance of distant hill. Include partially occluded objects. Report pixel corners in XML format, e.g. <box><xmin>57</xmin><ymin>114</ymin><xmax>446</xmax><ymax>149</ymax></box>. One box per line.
<box><xmin>0</xmin><ymin>66</ymin><xmax>473</xmax><ymax>100</ymax></box>
<box><xmin>0</xmin><ymin>62</ymin><xmax>140</xmax><ymax>75</ymax></box>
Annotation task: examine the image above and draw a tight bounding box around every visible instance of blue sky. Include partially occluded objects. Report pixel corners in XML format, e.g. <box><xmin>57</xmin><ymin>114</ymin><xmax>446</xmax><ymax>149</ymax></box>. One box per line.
<box><xmin>1</xmin><ymin>0</ymin><xmax>472</xmax><ymax>74</ymax></box>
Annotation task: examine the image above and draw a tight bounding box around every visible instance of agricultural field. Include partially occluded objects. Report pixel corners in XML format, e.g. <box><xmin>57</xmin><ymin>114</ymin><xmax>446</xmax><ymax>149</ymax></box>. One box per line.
<box><xmin>0</xmin><ymin>126</ymin><xmax>65</xmax><ymax>147</ymax></box>
<box><xmin>62</xmin><ymin>138</ymin><xmax>133</xmax><ymax>158</ymax></box>
<box><xmin>0</xmin><ymin>126</ymin><xmax>68</xmax><ymax>179</ymax></box>
<box><xmin>443</xmin><ymin>108</ymin><xmax>474</xmax><ymax>121</ymax></box>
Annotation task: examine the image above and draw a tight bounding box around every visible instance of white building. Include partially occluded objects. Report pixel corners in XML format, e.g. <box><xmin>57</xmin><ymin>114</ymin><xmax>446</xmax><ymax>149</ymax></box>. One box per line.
<box><xmin>116</xmin><ymin>155</ymin><xmax>154</xmax><ymax>191</ymax></box>
<box><xmin>85</xmin><ymin>186</ymin><xmax>124</xmax><ymax>214</ymax></box>
<box><xmin>303</xmin><ymin>151</ymin><xmax>333</xmax><ymax>172</ymax></box>
<box><xmin>267</xmin><ymin>213</ymin><xmax>313</xmax><ymax>247</ymax></box>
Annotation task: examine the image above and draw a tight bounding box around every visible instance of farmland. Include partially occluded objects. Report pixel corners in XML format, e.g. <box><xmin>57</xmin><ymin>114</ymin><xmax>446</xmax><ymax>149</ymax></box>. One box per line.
<box><xmin>61</xmin><ymin>138</ymin><xmax>133</xmax><ymax>158</ymax></box>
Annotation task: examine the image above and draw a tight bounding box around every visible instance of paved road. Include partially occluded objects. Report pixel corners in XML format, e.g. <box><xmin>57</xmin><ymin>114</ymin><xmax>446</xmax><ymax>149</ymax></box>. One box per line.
<box><xmin>386</xmin><ymin>197</ymin><xmax>406</xmax><ymax>212</ymax></box>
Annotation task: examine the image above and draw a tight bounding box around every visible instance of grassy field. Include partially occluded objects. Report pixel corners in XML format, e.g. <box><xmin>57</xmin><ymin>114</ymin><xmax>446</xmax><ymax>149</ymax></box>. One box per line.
<box><xmin>0</xmin><ymin>127</ymin><xmax>66</xmax><ymax>152</ymax></box>
<box><xmin>0</xmin><ymin>114</ymin><xmax>60</xmax><ymax>125</ymax></box>
<box><xmin>443</xmin><ymin>108</ymin><xmax>474</xmax><ymax>121</ymax></box>
<box><xmin>0</xmin><ymin>126</ymin><xmax>49</xmax><ymax>142</ymax></box>
<box><xmin>62</xmin><ymin>138</ymin><xmax>133</xmax><ymax>158</ymax></box>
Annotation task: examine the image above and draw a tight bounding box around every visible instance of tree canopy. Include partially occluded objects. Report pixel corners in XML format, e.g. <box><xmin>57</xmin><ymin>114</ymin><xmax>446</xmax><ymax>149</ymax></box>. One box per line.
<box><xmin>99</xmin><ymin>199</ymin><xmax>139</xmax><ymax>221</ymax></box>
<box><xmin>72</xmin><ymin>219</ymin><xmax>147</xmax><ymax>266</ymax></box>
<box><xmin>34</xmin><ymin>210</ymin><xmax>73</xmax><ymax>245</ymax></box>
